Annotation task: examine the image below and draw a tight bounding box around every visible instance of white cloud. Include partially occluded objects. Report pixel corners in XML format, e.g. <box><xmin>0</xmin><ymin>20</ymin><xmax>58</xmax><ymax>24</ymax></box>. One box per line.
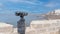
<box><xmin>0</xmin><ymin>3</ymin><xmax>3</xmax><ymax>7</ymax></box>
<box><xmin>6</xmin><ymin>0</ymin><xmax>41</xmax><ymax>5</ymax></box>
<box><xmin>22</xmin><ymin>1</ymin><xmax>37</xmax><ymax>5</ymax></box>
<box><xmin>7</xmin><ymin>0</ymin><xmax>20</xmax><ymax>2</ymax></box>
<box><xmin>0</xmin><ymin>3</ymin><xmax>4</xmax><ymax>10</ymax></box>
<box><xmin>44</xmin><ymin>2</ymin><xmax>59</xmax><ymax>8</ymax></box>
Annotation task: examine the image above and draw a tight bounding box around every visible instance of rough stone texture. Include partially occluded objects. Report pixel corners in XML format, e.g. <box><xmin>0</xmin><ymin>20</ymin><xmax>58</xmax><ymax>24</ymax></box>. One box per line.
<box><xmin>45</xmin><ymin>9</ymin><xmax>60</xmax><ymax>20</ymax></box>
<box><xmin>26</xmin><ymin>19</ymin><xmax>60</xmax><ymax>34</ymax></box>
<box><xmin>13</xmin><ymin>28</ymin><xmax>18</xmax><ymax>34</ymax></box>
<box><xmin>0</xmin><ymin>22</ymin><xmax>13</xmax><ymax>34</ymax></box>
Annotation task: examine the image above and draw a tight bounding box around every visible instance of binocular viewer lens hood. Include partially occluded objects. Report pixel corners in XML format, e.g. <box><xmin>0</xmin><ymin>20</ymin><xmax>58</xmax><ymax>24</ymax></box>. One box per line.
<box><xmin>15</xmin><ymin>12</ymin><xmax>28</xmax><ymax>16</ymax></box>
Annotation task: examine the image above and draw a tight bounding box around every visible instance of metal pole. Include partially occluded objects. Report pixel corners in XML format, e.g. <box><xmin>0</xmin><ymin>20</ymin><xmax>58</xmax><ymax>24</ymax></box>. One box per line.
<box><xmin>17</xmin><ymin>17</ymin><xmax>25</xmax><ymax>34</ymax></box>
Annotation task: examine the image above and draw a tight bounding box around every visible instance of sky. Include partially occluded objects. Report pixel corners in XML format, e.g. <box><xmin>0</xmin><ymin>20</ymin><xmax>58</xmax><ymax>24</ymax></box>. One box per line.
<box><xmin>0</xmin><ymin>0</ymin><xmax>60</xmax><ymax>26</ymax></box>
<box><xmin>0</xmin><ymin>0</ymin><xmax>60</xmax><ymax>14</ymax></box>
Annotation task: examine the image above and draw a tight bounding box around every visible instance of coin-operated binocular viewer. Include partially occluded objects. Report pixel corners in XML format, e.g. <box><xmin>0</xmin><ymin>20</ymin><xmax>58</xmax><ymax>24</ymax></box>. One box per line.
<box><xmin>15</xmin><ymin>12</ymin><xmax>28</xmax><ymax>34</ymax></box>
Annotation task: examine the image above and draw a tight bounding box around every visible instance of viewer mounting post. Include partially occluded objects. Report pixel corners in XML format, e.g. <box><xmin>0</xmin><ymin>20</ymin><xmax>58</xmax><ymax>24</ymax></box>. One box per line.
<box><xmin>15</xmin><ymin>11</ymin><xmax>28</xmax><ymax>34</ymax></box>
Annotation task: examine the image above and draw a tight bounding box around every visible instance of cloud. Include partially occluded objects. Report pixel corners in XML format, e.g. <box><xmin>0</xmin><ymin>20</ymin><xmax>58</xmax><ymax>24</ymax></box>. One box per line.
<box><xmin>0</xmin><ymin>3</ymin><xmax>4</xmax><ymax>10</ymax></box>
<box><xmin>45</xmin><ymin>3</ymin><xmax>56</xmax><ymax>7</ymax></box>
<box><xmin>7</xmin><ymin>0</ymin><xmax>20</xmax><ymax>2</ymax></box>
<box><xmin>5</xmin><ymin>0</ymin><xmax>44</xmax><ymax>5</ymax></box>
<box><xmin>6</xmin><ymin>0</ymin><xmax>37</xmax><ymax>5</ymax></box>
<box><xmin>44</xmin><ymin>1</ymin><xmax>60</xmax><ymax>8</ymax></box>
<box><xmin>0</xmin><ymin>3</ymin><xmax>3</xmax><ymax>7</ymax></box>
<box><xmin>23</xmin><ymin>1</ymin><xmax>37</xmax><ymax>5</ymax></box>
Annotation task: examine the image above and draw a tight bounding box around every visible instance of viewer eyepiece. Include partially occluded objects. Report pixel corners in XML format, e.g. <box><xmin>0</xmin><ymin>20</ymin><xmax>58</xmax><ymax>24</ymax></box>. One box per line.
<box><xmin>15</xmin><ymin>11</ymin><xmax>28</xmax><ymax>16</ymax></box>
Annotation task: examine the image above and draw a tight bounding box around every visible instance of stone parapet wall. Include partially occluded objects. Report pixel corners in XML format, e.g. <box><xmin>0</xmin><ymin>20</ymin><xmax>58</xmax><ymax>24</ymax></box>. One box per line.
<box><xmin>0</xmin><ymin>22</ymin><xmax>13</xmax><ymax>34</ymax></box>
<box><xmin>26</xmin><ymin>19</ymin><xmax>60</xmax><ymax>34</ymax></box>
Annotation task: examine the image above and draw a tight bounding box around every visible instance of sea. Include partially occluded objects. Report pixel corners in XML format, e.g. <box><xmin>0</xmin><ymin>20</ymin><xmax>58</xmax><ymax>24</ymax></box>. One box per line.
<box><xmin>0</xmin><ymin>13</ymin><xmax>46</xmax><ymax>27</ymax></box>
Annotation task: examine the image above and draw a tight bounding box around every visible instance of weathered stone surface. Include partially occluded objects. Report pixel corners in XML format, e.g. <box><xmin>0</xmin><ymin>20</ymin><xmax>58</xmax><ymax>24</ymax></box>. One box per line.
<box><xmin>26</xmin><ymin>19</ymin><xmax>60</xmax><ymax>34</ymax></box>
<box><xmin>0</xmin><ymin>22</ymin><xmax>13</xmax><ymax>34</ymax></box>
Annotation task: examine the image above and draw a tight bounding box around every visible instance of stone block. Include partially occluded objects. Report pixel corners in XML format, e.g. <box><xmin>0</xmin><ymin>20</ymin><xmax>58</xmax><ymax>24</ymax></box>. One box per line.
<box><xmin>0</xmin><ymin>22</ymin><xmax>13</xmax><ymax>34</ymax></box>
<box><xmin>27</xmin><ymin>19</ymin><xmax>60</xmax><ymax>34</ymax></box>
